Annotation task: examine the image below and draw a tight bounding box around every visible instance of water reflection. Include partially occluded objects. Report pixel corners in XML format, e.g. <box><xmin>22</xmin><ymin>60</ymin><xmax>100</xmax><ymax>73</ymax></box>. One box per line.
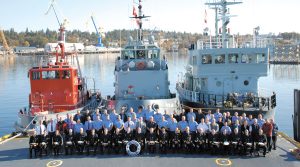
<box><xmin>272</xmin><ymin>65</ymin><xmax>300</xmax><ymax>81</ymax></box>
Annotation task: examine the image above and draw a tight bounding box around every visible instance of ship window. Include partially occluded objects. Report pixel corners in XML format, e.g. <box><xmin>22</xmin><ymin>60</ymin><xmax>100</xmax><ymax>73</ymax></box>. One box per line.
<box><xmin>257</xmin><ymin>53</ymin><xmax>265</xmax><ymax>63</ymax></box>
<box><xmin>202</xmin><ymin>54</ymin><xmax>212</xmax><ymax>64</ymax></box>
<box><xmin>122</xmin><ymin>50</ymin><xmax>135</xmax><ymax>59</ymax></box>
<box><xmin>137</xmin><ymin>50</ymin><xmax>146</xmax><ymax>59</ymax></box>
<box><xmin>229</xmin><ymin>53</ymin><xmax>239</xmax><ymax>63</ymax></box>
<box><xmin>149</xmin><ymin>49</ymin><xmax>159</xmax><ymax>59</ymax></box>
<box><xmin>215</xmin><ymin>54</ymin><xmax>225</xmax><ymax>64</ymax></box>
<box><xmin>31</xmin><ymin>71</ymin><xmax>40</xmax><ymax>80</ymax></box>
<box><xmin>244</xmin><ymin>80</ymin><xmax>249</xmax><ymax>86</ymax></box>
<box><xmin>241</xmin><ymin>54</ymin><xmax>252</xmax><ymax>63</ymax></box>
<box><xmin>42</xmin><ymin>71</ymin><xmax>59</xmax><ymax>80</ymax></box>
<box><xmin>62</xmin><ymin>70</ymin><xmax>71</xmax><ymax>79</ymax></box>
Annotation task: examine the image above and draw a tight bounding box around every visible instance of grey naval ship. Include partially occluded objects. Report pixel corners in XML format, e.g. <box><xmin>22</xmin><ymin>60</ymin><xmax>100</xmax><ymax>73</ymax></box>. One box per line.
<box><xmin>109</xmin><ymin>0</ymin><xmax>181</xmax><ymax>115</ymax></box>
<box><xmin>176</xmin><ymin>0</ymin><xmax>276</xmax><ymax>118</ymax></box>
<box><xmin>0</xmin><ymin>1</ymin><xmax>299</xmax><ymax>167</ymax></box>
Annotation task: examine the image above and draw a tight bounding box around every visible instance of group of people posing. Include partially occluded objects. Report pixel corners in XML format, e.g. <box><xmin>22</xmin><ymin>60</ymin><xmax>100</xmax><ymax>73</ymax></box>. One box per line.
<box><xmin>29</xmin><ymin>105</ymin><xmax>278</xmax><ymax>158</ymax></box>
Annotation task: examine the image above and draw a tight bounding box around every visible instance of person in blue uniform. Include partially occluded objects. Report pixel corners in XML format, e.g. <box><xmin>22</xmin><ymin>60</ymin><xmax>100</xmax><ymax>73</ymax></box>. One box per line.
<box><xmin>73</xmin><ymin>110</ymin><xmax>82</xmax><ymax>122</ymax></box>
<box><xmin>109</xmin><ymin>109</ymin><xmax>119</xmax><ymax>123</ymax></box>
<box><xmin>85</xmin><ymin>129</ymin><xmax>98</xmax><ymax>156</ymax></box>
<box><xmin>126</xmin><ymin>107</ymin><xmax>135</xmax><ymax>119</ymax></box>
<box><xmin>101</xmin><ymin>110</ymin><xmax>110</xmax><ymax>122</ymax></box>
<box><xmin>178</xmin><ymin>116</ymin><xmax>188</xmax><ymax>132</ymax></box>
<box><xmin>114</xmin><ymin>115</ymin><xmax>124</xmax><ymax>133</ymax></box>
<box><xmin>188</xmin><ymin>116</ymin><xmax>198</xmax><ymax>140</ymax></box>
<box><xmin>75</xmin><ymin>128</ymin><xmax>86</xmax><ymax>155</ymax></box>
<box><xmin>136</xmin><ymin>106</ymin><xmax>145</xmax><ymax>119</ymax></box>
<box><xmin>52</xmin><ymin>130</ymin><xmax>63</xmax><ymax>156</ymax></box>
<box><xmin>186</xmin><ymin>109</ymin><xmax>196</xmax><ymax>123</ymax></box>
<box><xmin>153</xmin><ymin>109</ymin><xmax>163</xmax><ymax>124</ymax></box>
<box><xmin>64</xmin><ymin>129</ymin><xmax>75</xmax><ymax>155</ymax></box>
<box><xmin>103</xmin><ymin>115</ymin><xmax>113</xmax><ymax>132</ymax></box>
<box><xmin>84</xmin><ymin>116</ymin><xmax>94</xmax><ymax>137</ymax></box>
<box><xmin>74</xmin><ymin>119</ymin><xmax>84</xmax><ymax>134</ymax></box>
<box><xmin>29</xmin><ymin>130</ymin><xmax>39</xmax><ymax>158</ymax></box>
<box><xmin>220</xmin><ymin>121</ymin><xmax>232</xmax><ymax>135</ymax></box>
<box><xmin>145</xmin><ymin>105</ymin><xmax>154</xmax><ymax>122</ymax></box>
<box><xmin>214</xmin><ymin>108</ymin><xmax>222</xmax><ymax>121</ymax></box>
<box><xmin>158</xmin><ymin>116</ymin><xmax>169</xmax><ymax>132</ymax></box>
<box><xmin>92</xmin><ymin>109</ymin><xmax>101</xmax><ymax>121</ymax></box>
<box><xmin>93</xmin><ymin>115</ymin><xmax>103</xmax><ymax>137</ymax></box>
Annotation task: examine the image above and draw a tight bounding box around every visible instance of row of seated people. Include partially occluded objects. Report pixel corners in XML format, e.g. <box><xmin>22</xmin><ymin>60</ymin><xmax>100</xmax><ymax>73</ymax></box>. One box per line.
<box><xmin>29</xmin><ymin>124</ymin><xmax>269</xmax><ymax>158</ymax></box>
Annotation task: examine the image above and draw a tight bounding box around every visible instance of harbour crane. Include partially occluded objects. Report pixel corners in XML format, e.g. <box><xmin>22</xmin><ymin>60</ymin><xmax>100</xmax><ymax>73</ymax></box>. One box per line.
<box><xmin>91</xmin><ymin>16</ymin><xmax>105</xmax><ymax>47</ymax></box>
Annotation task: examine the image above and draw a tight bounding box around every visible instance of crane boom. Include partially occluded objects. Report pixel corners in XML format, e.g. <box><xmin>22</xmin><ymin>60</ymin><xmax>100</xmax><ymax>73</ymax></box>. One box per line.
<box><xmin>90</xmin><ymin>16</ymin><xmax>104</xmax><ymax>47</ymax></box>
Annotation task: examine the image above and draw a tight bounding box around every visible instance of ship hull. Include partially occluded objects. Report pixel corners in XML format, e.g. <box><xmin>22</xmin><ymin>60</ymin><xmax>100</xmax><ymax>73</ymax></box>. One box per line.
<box><xmin>112</xmin><ymin>96</ymin><xmax>181</xmax><ymax>115</ymax></box>
<box><xmin>15</xmin><ymin>97</ymin><xmax>102</xmax><ymax>132</ymax></box>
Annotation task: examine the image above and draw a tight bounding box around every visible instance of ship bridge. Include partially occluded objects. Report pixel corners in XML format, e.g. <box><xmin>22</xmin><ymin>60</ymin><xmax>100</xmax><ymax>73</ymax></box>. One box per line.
<box><xmin>114</xmin><ymin>42</ymin><xmax>171</xmax><ymax>100</ymax></box>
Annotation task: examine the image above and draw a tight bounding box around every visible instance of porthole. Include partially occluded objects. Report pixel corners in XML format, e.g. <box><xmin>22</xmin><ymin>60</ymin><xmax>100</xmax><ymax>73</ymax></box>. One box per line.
<box><xmin>244</xmin><ymin>80</ymin><xmax>249</xmax><ymax>86</ymax></box>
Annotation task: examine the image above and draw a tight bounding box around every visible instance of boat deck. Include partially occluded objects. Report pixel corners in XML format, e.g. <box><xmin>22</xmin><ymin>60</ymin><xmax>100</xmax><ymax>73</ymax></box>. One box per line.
<box><xmin>0</xmin><ymin>135</ymin><xmax>299</xmax><ymax>167</ymax></box>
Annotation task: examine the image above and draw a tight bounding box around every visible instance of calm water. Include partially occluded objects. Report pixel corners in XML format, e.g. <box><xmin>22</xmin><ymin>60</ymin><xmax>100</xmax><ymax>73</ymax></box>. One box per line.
<box><xmin>0</xmin><ymin>53</ymin><xmax>298</xmax><ymax>137</ymax></box>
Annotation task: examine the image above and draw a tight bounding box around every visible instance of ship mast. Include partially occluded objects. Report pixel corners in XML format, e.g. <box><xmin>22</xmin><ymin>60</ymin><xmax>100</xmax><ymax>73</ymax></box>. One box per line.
<box><xmin>205</xmin><ymin>0</ymin><xmax>242</xmax><ymax>48</ymax></box>
<box><xmin>131</xmin><ymin>0</ymin><xmax>150</xmax><ymax>42</ymax></box>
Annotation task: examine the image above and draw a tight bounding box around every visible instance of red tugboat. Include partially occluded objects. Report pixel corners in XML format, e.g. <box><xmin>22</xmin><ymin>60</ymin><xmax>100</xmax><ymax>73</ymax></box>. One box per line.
<box><xmin>15</xmin><ymin>21</ymin><xmax>101</xmax><ymax>132</ymax></box>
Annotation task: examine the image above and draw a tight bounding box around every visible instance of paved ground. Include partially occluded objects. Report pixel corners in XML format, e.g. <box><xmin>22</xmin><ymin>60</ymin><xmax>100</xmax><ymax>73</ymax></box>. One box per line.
<box><xmin>0</xmin><ymin>135</ymin><xmax>299</xmax><ymax>167</ymax></box>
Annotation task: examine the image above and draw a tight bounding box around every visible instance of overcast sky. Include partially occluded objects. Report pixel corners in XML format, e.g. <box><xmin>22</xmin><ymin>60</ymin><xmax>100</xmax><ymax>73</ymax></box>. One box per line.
<box><xmin>0</xmin><ymin>0</ymin><xmax>299</xmax><ymax>35</ymax></box>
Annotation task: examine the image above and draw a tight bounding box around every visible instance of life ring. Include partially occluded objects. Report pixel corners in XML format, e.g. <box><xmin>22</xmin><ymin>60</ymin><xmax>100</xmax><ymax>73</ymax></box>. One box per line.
<box><xmin>126</xmin><ymin>140</ymin><xmax>141</xmax><ymax>156</ymax></box>
<box><xmin>136</xmin><ymin>62</ymin><xmax>145</xmax><ymax>70</ymax></box>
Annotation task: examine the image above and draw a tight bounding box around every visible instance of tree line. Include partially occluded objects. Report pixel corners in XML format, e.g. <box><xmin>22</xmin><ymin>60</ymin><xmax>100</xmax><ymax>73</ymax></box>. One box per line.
<box><xmin>1</xmin><ymin>28</ymin><xmax>299</xmax><ymax>49</ymax></box>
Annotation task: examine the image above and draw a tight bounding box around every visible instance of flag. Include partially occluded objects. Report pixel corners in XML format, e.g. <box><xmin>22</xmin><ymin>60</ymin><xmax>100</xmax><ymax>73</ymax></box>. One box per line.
<box><xmin>133</xmin><ymin>6</ymin><xmax>137</xmax><ymax>17</ymax></box>
<box><xmin>132</xmin><ymin>6</ymin><xmax>139</xmax><ymax>25</ymax></box>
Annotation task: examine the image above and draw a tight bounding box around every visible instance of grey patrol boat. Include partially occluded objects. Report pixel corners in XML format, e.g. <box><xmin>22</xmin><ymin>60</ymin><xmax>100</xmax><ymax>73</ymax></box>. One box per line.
<box><xmin>177</xmin><ymin>0</ymin><xmax>276</xmax><ymax>117</ymax></box>
<box><xmin>110</xmin><ymin>0</ymin><xmax>181</xmax><ymax>114</ymax></box>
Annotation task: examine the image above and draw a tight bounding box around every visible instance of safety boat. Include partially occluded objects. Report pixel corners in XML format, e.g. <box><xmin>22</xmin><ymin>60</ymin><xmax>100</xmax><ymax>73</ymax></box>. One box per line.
<box><xmin>109</xmin><ymin>0</ymin><xmax>181</xmax><ymax>114</ymax></box>
<box><xmin>176</xmin><ymin>0</ymin><xmax>276</xmax><ymax>116</ymax></box>
<box><xmin>15</xmin><ymin>22</ymin><xmax>101</xmax><ymax>132</ymax></box>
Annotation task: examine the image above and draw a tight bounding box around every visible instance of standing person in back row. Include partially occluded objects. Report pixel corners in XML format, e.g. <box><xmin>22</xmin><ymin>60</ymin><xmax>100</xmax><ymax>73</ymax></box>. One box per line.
<box><xmin>270</xmin><ymin>118</ymin><xmax>278</xmax><ymax>150</ymax></box>
<box><xmin>262</xmin><ymin>119</ymin><xmax>273</xmax><ymax>152</ymax></box>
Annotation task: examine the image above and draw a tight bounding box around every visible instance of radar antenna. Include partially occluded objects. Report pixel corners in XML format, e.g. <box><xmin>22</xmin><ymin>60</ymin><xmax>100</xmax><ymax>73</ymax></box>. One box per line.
<box><xmin>205</xmin><ymin>0</ymin><xmax>242</xmax><ymax>48</ymax></box>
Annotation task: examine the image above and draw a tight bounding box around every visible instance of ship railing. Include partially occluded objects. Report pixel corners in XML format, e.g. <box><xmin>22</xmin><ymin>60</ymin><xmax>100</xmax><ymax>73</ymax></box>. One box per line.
<box><xmin>176</xmin><ymin>83</ymin><xmax>276</xmax><ymax>111</ymax></box>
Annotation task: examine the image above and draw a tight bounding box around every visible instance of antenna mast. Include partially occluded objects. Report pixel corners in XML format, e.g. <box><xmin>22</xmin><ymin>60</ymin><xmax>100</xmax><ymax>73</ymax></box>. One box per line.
<box><xmin>131</xmin><ymin>0</ymin><xmax>150</xmax><ymax>42</ymax></box>
<box><xmin>205</xmin><ymin>0</ymin><xmax>242</xmax><ymax>48</ymax></box>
